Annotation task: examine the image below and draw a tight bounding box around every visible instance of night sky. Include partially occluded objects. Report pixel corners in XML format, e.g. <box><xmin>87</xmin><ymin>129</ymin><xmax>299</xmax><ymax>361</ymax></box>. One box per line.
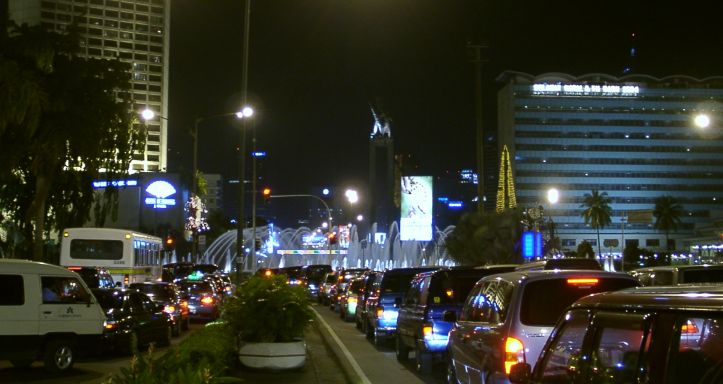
<box><xmin>167</xmin><ymin>1</ymin><xmax>723</xmax><ymax>198</ymax></box>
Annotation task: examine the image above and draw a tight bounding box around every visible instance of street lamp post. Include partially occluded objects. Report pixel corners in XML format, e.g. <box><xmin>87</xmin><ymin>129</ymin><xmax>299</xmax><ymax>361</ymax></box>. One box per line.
<box><xmin>238</xmin><ymin>0</ymin><xmax>252</xmax><ymax>276</ymax></box>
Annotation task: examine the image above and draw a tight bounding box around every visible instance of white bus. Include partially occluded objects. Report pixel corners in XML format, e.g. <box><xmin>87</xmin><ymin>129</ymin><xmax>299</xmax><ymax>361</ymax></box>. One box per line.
<box><xmin>60</xmin><ymin>227</ymin><xmax>164</xmax><ymax>287</ymax></box>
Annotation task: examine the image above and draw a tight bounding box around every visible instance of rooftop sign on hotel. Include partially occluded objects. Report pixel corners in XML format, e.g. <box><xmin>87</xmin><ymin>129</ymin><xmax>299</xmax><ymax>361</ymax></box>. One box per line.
<box><xmin>532</xmin><ymin>83</ymin><xmax>640</xmax><ymax>97</ymax></box>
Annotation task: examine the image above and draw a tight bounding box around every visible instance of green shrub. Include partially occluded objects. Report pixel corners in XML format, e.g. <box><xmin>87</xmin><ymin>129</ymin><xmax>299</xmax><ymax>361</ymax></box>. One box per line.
<box><xmin>104</xmin><ymin>322</ymin><xmax>240</xmax><ymax>384</ymax></box>
<box><xmin>222</xmin><ymin>274</ymin><xmax>312</xmax><ymax>343</ymax></box>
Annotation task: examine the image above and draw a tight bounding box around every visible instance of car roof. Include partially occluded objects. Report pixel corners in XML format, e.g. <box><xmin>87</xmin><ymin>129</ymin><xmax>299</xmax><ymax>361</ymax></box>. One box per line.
<box><xmin>572</xmin><ymin>285</ymin><xmax>723</xmax><ymax>311</ymax></box>
<box><xmin>0</xmin><ymin>259</ymin><xmax>80</xmax><ymax>276</ymax></box>
<box><xmin>515</xmin><ymin>258</ymin><xmax>603</xmax><ymax>271</ymax></box>
<box><xmin>479</xmin><ymin>269</ymin><xmax>638</xmax><ymax>286</ymax></box>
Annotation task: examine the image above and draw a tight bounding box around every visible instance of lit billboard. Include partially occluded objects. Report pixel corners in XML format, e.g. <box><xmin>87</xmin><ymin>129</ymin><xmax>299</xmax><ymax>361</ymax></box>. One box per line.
<box><xmin>400</xmin><ymin>176</ymin><xmax>433</xmax><ymax>241</ymax></box>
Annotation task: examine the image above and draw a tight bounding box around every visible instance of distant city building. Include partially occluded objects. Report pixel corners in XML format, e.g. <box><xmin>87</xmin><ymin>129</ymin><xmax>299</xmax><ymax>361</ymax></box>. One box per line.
<box><xmin>8</xmin><ymin>0</ymin><xmax>170</xmax><ymax>173</ymax></box>
<box><xmin>203</xmin><ymin>174</ymin><xmax>223</xmax><ymax>211</ymax></box>
<box><xmin>497</xmin><ymin>71</ymin><xmax>723</xmax><ymax>255</ymax></box>
<box><xmin>368</xmin><ymin>104</ymin><xmax>396</xmax><ymax>233</ymax></box>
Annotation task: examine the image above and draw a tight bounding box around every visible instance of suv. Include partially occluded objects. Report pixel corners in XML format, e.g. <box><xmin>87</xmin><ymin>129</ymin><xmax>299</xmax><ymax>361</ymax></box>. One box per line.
<box><xmin>339</xmin><ymin>275</ymin><xmax>366</xmax><ymax>322</ymax></box>
<box><xmin>363</xmin><ymin>267</ymin><xmax>439</xmax><ymax>346</ymax></box>
<box><xmin>396</xmin><ymin>265</ymin><xmax>517</xmax><ymax>373</ymax></box>
<box><xmin>301</xmin><ymin>264</ymin><xmax>332</xmax><ymax>299</ymax></box>
<box><xmin>318</xmin><ymin>270</ymin><xmax>339</xmax><ymax>305</ymax></box>
<box><xmin>515</xmin><ymin>258</ymin><xmax>602</xmax><ymax>271</ymax></box>
<box><xmin>354</xmin><ymin>270</ymin><xmax>379</xmax><ymax>330</ymax></box>
<box><xmin>510</xmin><ymin>285</ymin><xmax>723</xmax><ymax>384</ymax></box>
<box><xmin>446</xmin><ymin>269</ymin><xmax>639</xmax><ymax>384</ymax></box>
<box><xmin>329</xmin><ymin>268</ymin><xmax>369</xmax><ymax>312</ymax></box>
<box><xmin>630</xmin><ymin>264</ymin><xmax>723</xmax><ymax>286</ymax></box>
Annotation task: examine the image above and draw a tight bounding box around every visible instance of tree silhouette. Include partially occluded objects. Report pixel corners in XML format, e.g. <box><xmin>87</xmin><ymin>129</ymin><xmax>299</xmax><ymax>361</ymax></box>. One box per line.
<box><xmin>580</xmin><ymin>189</ymin><xmax>612</xmax><ymax>259</ymax></box>
<box><xmin>653</xmin><ymin>195</ymin><xmax>683</xmax><ymax>251</ymax></box>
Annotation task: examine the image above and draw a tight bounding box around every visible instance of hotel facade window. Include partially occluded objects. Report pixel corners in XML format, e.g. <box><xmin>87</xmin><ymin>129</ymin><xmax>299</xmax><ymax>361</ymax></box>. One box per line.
<box><xmin>497</xmin><ymin>72</ymin><xmax>723</xmax><ymax>256</ymax></box>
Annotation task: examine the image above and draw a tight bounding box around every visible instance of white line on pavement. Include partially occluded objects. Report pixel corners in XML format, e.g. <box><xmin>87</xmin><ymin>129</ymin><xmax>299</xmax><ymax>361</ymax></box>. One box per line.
<box><xmin>310</xmin><ymin>306</ymin><xmax>372</xmax><ymax>384</ymax></box>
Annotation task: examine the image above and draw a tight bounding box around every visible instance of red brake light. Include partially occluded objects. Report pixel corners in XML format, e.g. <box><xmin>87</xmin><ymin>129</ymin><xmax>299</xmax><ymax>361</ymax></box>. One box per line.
<box><xmin>682</xmin><ymin>320</ymin><xmax>699</xmax><ymax>334</ymax></box>
<box><xmin>504</xmin><ymin>337</ymin><xmax>525</xmax><ymax>374</ymax></box>
<box><xmin>163</xmin><ymin>305</ymin><xmax>176</xmax><ymax>314</ymax></box>
<box><xmin>200</xmin><ymin>296</ymin><xmax>214</xmax><ymax>305</ymax></box>
<box><xmin>567</xmin><ymin>278</ymin><xmax>599</xmax><ymax>286</ymax></box>
<box><xmin>67</xmin><ymin>266</ymin><xmax>82</xmax><ymax>271</ymax></box>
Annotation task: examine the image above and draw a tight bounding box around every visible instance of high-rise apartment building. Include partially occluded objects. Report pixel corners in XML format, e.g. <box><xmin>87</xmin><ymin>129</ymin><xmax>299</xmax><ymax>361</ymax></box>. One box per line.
<box><xmin>8</xmin><ymin>0</ymin><xmax>170</xmax><ymax>173</ymax></box>
<box><xmin>497</xmin><ymin>71</ymin><xmax>723</xmax><ymax>254</ymax></box>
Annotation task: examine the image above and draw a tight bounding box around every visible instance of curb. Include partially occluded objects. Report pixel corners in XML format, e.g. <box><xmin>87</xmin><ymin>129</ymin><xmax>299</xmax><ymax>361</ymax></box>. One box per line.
<box><xmin>310</xmin><ymin>306</ymin><xmax>371</xmax><ymax>384</ymax></box>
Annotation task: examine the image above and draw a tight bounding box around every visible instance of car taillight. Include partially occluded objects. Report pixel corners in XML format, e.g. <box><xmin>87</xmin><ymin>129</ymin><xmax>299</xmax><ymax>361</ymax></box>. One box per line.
<box><xmin>67</xmin><ymin>266</ymin><xmax>82</xmax><ymax>271</ymax></box>
<box><xmin>163</xmin><ymin>305</ymin><xmax>176</xmax><ymax>314</ymax></box>
<box><xmin>422</xmin><ymin>323</ymin><xmax>433</xmax><ymax>338</ymax></box>
<box><xmin>376</xmin><ymin>306</ymin><xmax>384</xmax><ymax>318</ymax></box>
<box><xmin>504</xmin><ymin>337</ymin><xmax>525</xmax><ymax>375</ymax></box>
<box><xmin>567</xmin><ymin>278</ymin><xmax>599</xmax><ymax>286</ymax></box>
<box><xmin>123</xmin><ymin>274</ymin><xmax>129</xmax><ymax>286</ymax></box>
<box><xmin>682</xmin><ymin>319</ymin><xmax>699</xmax><ymax>334</ymax></box>
<box><xmin>104</xmin><ymin>320</ymin><xmax>118</xmax><ymax>331</ymax></box>
<box><xmin>201</xmin><ymin>296</ymin><xmax>214</xmax><ymax>305</ymax></box>
<box><xmin>180</xmin><ymin>300</ymin><xmax>189</xmax><ymax>308</ymax></box>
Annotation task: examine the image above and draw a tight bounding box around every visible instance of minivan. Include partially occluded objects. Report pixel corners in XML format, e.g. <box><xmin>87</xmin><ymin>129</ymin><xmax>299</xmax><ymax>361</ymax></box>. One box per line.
<box><xmin>0</xmin><ymin>259</ymin><xmax>106</xmax><ymax>372</ymax></box>
<box><xmin>446</xmin><ymin>269</ymin><xmax>639</xmax><ymax>384</ymax></box>
<box><xmin>509</xmin><ymin>285</ymin><xmax>723</xmax><ymax>384</ymax></box>
<box><xmin>396</xmin><ymin>265</ymin><xmax>517</xmax><ymax>373</ymax></box>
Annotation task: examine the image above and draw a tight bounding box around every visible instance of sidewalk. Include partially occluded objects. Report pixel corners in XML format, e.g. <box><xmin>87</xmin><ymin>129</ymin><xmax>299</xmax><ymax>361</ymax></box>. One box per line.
<box><xmin>230</xmin><ymin>309</ymin><xmax>350</xmax><ymax>383</ymax></box>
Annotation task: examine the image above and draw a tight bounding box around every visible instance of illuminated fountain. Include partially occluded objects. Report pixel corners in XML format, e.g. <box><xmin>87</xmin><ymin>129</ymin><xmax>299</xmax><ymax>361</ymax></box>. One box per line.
<box><xmin>201</xmin><ymin>221</ymin><xmax>457</xmax><ymax>273</ymax></box>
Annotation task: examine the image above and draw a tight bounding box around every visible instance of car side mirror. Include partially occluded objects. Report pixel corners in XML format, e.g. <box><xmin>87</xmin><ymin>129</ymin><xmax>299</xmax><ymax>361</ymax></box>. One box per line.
<box><xmin>508</xmin><ymin>362</ymin><xmax>532</xmax><ymax>383</ymax></box>
<box><xmin>442</xmin><ymin>310</ymin><xmax>457</xmax><ymax>323</ymax></box>
<box><xmin>394</xmin><ymin>297</ymin><xmax>402</xmax><ymax>308</ymax></box>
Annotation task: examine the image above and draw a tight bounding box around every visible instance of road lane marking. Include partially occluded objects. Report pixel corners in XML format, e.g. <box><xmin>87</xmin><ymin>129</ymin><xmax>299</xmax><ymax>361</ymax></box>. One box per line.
<box><xmin>310</xmin><ymin>306</ymin><xmax>372</xmax><ymax>384</ymax></box>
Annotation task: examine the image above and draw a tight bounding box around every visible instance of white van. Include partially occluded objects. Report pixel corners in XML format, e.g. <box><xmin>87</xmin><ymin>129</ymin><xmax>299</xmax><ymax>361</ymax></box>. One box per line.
<box><xmin>0</xmin><ymin>259</ymin><xmax>106</xmax><ymax>372</ymax></box>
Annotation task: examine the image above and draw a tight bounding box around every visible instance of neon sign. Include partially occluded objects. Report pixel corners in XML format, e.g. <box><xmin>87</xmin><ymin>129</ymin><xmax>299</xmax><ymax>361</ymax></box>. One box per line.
<box><xmin>144</xmin><ymin>180</ymin><xmax>177</xmax><ymax>209</ymax></box>
<box><xmin>92</xmin><ymin>179</ymin><xmax>138</xmax><ymax>188</ymax></box>
<box><xmin>532</xmin><ymin>83</ymin><xmax>640</xmax><ymax>97</ymax></box>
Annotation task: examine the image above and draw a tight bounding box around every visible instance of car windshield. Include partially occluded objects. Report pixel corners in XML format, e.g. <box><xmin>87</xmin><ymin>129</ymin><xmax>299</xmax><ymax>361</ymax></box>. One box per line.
<box><xmin>179</xmin><ymin>281</ymin><xmax>213</xmax><ymax>295</ymax></box>
<box><xmin>520</xmin><ymin>277</ymin><xmax>638</xmax><ymax>326</ymax></box>
<box><xmin>381</xmin><ymin>274</ymin><xmax>416</xmax><ymax>293</ymax></box>
<box><xmin>680</xmin><ymin>268</ymin><xmax>723</xmax><ymax>284</ymax></box>
<box><xmin>131</xmin><ymin>284</ymin><xmax>172</xmax><ymax>300</ymax></box>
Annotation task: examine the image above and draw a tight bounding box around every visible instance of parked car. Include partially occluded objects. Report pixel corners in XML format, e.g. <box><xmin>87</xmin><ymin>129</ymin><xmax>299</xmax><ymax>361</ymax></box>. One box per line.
<box><xmin>446</xmin><ymin>269</ymin><xmax>639</xmax><ymax>384</ymax></box>
<box><xmin>509</xmin><ymin>285</ymin><xmax>723</xmax><ymax>384</ymax></box>
<box><xmin>363</xmin><ymin>267</ymin><xmax>439</xmax><ymax>346</ymax></box>
<box><xmin>0</xmin><ymin>259</ymin><xmax>106</xmax><ymax>372</ymax></box>
<box><xmin>329</xmin><ymin>268</ymin><xmax>369</xmax><ymax>312</ymax></box>
<box><xmin>515</xmin><ymin>258</ymin><xmax>603</xmax><ymax>271</ymax></box>
<box><xmin>630</xmin><ymin>264</ymin><xmax>723</xmax><ymax>286</ymax></box>
<box><xmin>301</xmin><ymin>264</ymin><xmax>332</xmax><ymax>299</ymax></box>
<box><xmin>355</xmin><ymin>270</ymin><xmax>379</xmax><ymax>330</ymax></box>
<box><xmin>91</xmin><ymin>288</ymin><xmax>172</xmax><ymax>355</ymax></box>
<box><xmin>129</xmin><ymin>281</ymin><xmax>190</xmax><ymax>335</ymax></box>
<box><xmin>339</xmin><ymin>276</ymin><xmax>366</xmax><ymax>321</ymax></box>
<box><xmin>176</xmin><ymin>278</ymin><xmax>222</xmax><ymax>321</ymax></box>
<box><xmin>396</xmin><ymin>265</ymin><xmax>518</xmax><ymax>373</ymax></box>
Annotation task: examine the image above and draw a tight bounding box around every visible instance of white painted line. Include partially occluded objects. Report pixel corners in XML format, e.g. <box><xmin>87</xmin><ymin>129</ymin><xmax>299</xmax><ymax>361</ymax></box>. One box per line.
<box><xmin>310</xmin><ymin>306</ymin><xmax>372</xmax><ymax>384</ymax></box>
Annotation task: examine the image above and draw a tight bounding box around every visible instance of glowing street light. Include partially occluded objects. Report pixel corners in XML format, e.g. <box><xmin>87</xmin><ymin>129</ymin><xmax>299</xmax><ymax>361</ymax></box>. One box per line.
<box><xmin>345</xmin><ymin>189</ymin><xmax>359</xmax><ymax>204</ymax></box>
<box><xmin>141</xmin><ymin>108</ymin><xmax>157</xmax><ymax>121</ymax></box>
<box><xmin>547</xmin><ymin>188</ymin><xmax>559</xmax><ymax>205</ymax></box>
<box><xmin>694</xmin><ymin>113</ymin><xmax>711</xmax><ymax>129</ymax></box>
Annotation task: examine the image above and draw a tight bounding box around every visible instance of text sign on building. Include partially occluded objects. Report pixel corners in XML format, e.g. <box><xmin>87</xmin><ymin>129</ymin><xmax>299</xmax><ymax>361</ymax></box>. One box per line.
<box><xmin>144</xmin><ymin>180</ymin><xmax>177</xmax><ymax>209</ymax></box>
<box><xmin>400</xmin><ymin>176</ymin><xmax>433</xmax><ymax>241</ymax></box>
<box><xmin>532</xmin><ymin>83</ymin><xmax>640</xmax><ymax>97</ymax></box>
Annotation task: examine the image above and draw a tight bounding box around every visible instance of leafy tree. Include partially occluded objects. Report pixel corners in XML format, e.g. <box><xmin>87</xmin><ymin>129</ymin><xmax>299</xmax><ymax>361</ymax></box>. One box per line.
<box><xmin>0</xmin><ymin>24</ymin><xmax>144</xmax><ymax>261</ymax></box>
<box><xmin>580</xmin><ymin>189</ymin><xmax>612</xmax><ymax>259</ymax></box>
<box><xmin>445</xmin><ymin>208</ymin><xmax>524</xmax><ymax>265</ymax></box>
<box><xmin>653</xmin><ymin>195</ymin><xmax>684</xmax><ymax>251</ymax></box>
<box><xmin>577</xmin><ymin>240</ymin><xmax>595</xmax><ymax>259</ymax></box>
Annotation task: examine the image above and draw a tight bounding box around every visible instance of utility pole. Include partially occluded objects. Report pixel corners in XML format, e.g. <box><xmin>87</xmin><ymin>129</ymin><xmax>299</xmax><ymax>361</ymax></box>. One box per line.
<box><xmin>237</xmin><ymin>0</ymin><xmax>252</xmax><ymax>278</ymax></box>
<box><xmin>467</xmin><ymin>42</ymin><xmax>489</xmax><ymax>213</ymax></box>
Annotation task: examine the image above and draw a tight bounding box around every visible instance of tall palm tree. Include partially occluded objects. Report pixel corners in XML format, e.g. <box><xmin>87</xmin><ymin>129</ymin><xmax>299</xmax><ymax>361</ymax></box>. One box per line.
<box><xmin>580</xmin><ymin>189</ymin><xmax>612</xmax><ymax>259</ymax></box>
<box><xmin>653</xmin><ymin>196</ymin><xmax>684</xmax><ymax>250</ymax></box>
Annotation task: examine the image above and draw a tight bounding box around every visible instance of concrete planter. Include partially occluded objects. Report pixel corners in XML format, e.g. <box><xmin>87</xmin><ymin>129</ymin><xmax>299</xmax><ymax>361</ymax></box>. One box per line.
<box><xmin>238</xmin><ymin>340</ymin><xmax>306</xmax><ymax>370</ymax></box>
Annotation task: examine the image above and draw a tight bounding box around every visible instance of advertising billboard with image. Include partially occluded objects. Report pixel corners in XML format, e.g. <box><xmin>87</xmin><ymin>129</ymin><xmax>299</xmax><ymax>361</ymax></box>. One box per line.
<box><xmin>400</xmin><ymin>176</ymin><xmax>433</xmax><ymax>241</ymax></box>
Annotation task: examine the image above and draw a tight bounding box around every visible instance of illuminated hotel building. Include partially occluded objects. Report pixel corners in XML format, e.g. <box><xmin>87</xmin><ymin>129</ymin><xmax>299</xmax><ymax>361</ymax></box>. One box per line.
<box><xmin>8</xmin><ymin>0</ymin><xmax>170</xmax><ymax>173</ymax></box>
<box><xmin>497</xmin><ymin>71</ymin><xmax>723</xmax><ymax>255</ymax></box>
